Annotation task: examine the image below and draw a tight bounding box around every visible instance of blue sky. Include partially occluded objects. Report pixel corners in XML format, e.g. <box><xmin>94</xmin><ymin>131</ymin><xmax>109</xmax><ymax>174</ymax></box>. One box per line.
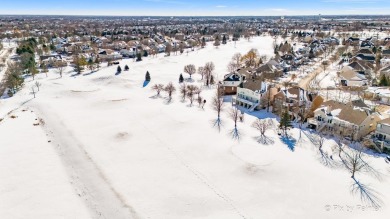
<box><xmin>0</xmin><ymin>0</ymin><xmax>389</xmax><ymax>16</ymax></box>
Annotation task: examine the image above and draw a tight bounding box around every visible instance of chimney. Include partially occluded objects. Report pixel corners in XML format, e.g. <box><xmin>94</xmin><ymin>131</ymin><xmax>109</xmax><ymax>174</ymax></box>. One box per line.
<box><xmin>326</xmin><ymin>105</ymin><xmax>331</xmax><ymax>115</ymax></box>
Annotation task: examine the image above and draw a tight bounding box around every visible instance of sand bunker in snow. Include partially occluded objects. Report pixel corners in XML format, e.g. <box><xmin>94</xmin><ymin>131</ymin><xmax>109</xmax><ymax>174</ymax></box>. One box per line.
<box><xmin>70</xmin><ymin>89</ymin><xmax>100</xmax><ymax>93</ymax></box>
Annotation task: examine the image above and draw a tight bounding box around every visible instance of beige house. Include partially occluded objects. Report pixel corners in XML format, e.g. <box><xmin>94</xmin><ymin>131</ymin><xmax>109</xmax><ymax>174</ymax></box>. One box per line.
<box><xmin>308</xmin><ymin>100</ymin><xmax>381</xmax><ymax>140</ymax></box>
<box><xmin>339</xmin><ymin>66</ymin><xmax>368</xmax><ymax>87</ymax></box>
<box><xmin>374</xmin><ymin>118</ymin><xmax>390</xmax><ymax>151</ymax></box>
<box><xmin>40</xmin><ymin>55</ymin><xmax>66</xmax><ymax>67</ymax></box>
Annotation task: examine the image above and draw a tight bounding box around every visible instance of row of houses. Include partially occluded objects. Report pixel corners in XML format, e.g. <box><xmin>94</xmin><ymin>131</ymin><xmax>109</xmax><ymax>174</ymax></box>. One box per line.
<box><xmin>221</xmin><ymin>66</ymin><xmax>390</xmax><ymax>153</ymax></box>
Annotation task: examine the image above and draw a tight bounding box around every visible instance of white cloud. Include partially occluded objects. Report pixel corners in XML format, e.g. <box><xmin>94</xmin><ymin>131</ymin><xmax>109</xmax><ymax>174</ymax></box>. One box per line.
<box><xmin>216</xmin><ymin>5</ymin><xmax>227</xmax><ymax>8</ymax></box>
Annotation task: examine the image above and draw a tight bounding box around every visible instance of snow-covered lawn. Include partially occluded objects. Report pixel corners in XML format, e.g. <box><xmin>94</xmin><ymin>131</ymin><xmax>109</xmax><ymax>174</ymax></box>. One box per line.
<box><xmin>1</xmin><ymin>36</ymin><xmax>389</xmax><ymax>219</ymax></box>
<box><xmin>0</xmin><ymin>110</ymin><xmax>91</xmax><ymax>218</ymax></box>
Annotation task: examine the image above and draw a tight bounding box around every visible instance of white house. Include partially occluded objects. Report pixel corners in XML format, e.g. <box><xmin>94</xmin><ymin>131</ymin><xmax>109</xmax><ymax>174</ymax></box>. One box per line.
<box><xmin>374</xmin><ymin>118</ymin><xmax>390</xmax><ymax>152</ymax></box>
<box><xmin>234</xmin><ymin>80</ymin><xmax>269</xmax><ymax>111</ymax></box>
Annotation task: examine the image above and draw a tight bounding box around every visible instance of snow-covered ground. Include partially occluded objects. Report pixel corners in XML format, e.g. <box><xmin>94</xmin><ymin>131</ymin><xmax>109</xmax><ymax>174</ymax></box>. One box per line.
<box><xmin>1</xmin><ymin>36</ymin><xmax>390</xmax><ymax>219</ymax></box>
<box><xmin>0</xmin><ymin>110</ymin><xmax>91</xmax><ymax>218</ymax></box>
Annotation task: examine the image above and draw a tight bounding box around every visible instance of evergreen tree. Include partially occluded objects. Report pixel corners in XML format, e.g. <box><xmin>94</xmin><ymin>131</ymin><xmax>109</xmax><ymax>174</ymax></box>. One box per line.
<box><xmin>87</xmin><ymin>59</ymin><xmax>94</xmax><ymax>72</ymax></box>
<box><xmin>201</xmin><ymin>37</ymin><xmax>206</xmax><ymax>48</ymax></box>
<box><xmin>117</xmin><ymin>66</ymin><xmax>122</xmax><ymax>73</ymax></box>
<box><xmin>379</xmin><ymin>74</ymin><xmax>388</xmax><ymax>86</ymax></box>
<box><xmin>279</xmin><ymin>109</ymin><xmax>292</xmax><ymax>136</ymax></box>
<box><xmin>372</xmin><ymin>46</ymin><xmax>377</xmax><ymax>54</ymax></box>
<box><xmin>222</xmin><ymin>35</ymin><xmax>227</xmax><ymax>44</ymax></box>
<box><xmin>136</xmin><ymin>53</ymin><xmax>142</xmax><ymax>61</ymax></box>
<box><xmin>145</xmin><ymin>71</ymin><xmax>151</xmax><ymax>81</ymax></box>
<box><xmin>179</xmin><ymin>73</ymin><xmax>184</xmax><ymax>83</ymax></box>
<box><xmin>124</xmin><ymin>65</ymin><xmax>129</xmax><ymax>71</ymax></box>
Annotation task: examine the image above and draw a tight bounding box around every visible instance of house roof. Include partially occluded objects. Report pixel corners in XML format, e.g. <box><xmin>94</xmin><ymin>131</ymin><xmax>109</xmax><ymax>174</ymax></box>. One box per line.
<box><xmin>237</xmin><ymin>67</ymin><xmax>255</xmax><ymax>78</ymax></box>
<box><xmin>355</xmin><ymin>54</ymin><xmax>375</xmax><ymax>61</ymax></box>
<box><xmin>381</xmin><ymin>65</ymin><xmax>390</xmax><ymax>73</ymax></box>
<box><xmin>223</xmin><ymin>73</ymin><xmax>241</xmax><ymax>82</ymax></box>
<box><xmin>356</xmin><ymin>48</ymin><xmax>373</xmax><ymax>55</ymax></box>
<box><xmin>340</xmin><ymin>66</ymin><xmax>367</xmax><ymax>81</ymax></box>
<box><xmin>348</xmin><ymin>61</ymin><xmax>373</xmax><ymax>72</ymax></box>
<box><xmin>350</xmin><ymin>99</ymin><xmax>369</xmax><ymax>108</ymax></box>
<box><xmin>242</xmin><ymin>79</ymin><xmax>263</xmax><ymax>92</ymax></box>
<box><xmin>318</xmin><ymin>100</ymin><xmax>371</xmax><ymax>125</ymax></box>
<box><xmin>257</xmin><ymin>62</ymin><xmax>282</xmax><ymax>74</ymax></box>
<box><xmin>378</xmin><ymin>118</ymin><xmax>390</xmax><ymax>125</ymax></box>
<box><xmin>383</xmin><ymin>50</ymin><xmax>390</xmax><ymax>55</ymax></box>
<box><xmin>274</xmin><ymin>87</ymin><xmax>309</xmax><ymax>102</ymax></box>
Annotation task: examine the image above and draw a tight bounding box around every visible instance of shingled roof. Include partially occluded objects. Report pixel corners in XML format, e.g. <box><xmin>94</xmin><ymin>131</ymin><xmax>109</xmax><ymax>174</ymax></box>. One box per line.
<box><xmin>319</xmin><ymin>100</ymin><xmax>372</xmax><ymax>125</ymax></box>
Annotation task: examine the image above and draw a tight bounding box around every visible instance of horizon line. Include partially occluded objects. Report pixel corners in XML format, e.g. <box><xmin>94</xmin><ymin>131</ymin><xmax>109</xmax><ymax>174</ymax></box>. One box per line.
<box><xmin>0</xmin><ymin>14</ymin><xmax>390</xmax><ymax>17</ymax></box>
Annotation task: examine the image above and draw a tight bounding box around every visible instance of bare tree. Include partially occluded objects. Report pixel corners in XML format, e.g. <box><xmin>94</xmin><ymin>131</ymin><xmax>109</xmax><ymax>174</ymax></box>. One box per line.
<box><xmin>56</xmin><ymin>62</ymin><xmax>66</xmax><ymax>78</ymax></box>
<box><xmin>194</xmin><ymin>86</ymin><xmax>202</xmax><ymax>99</ymax></box>
<box><xmin>180</xmin><ymin>83</ymin><xmax>187</xmax><ymax>101</ymax></box>
<box><xmin>197</xmin><ymin>96</ymin><xmax>203</xmax><ymax>107</ymax></box>
<box><xmin>184</xmin><ymin>64</ymin><xmax>196</xmax><ymax>79</ymax></box>
<box><xmin>164</xmin><ymin>82</ymin><xmax>176</xmax><ymax>102</ymax></box>
<box><xmin>252</xmin><ymin>118</ymin><xmax>274</xmax><ymax>144</ymax></box>
<box><xmin>212</xmin><ymin>90</ymin><xmax>224</xmax><ymax>131</ymax></box>
<box><xmin>204</xmin><ymin>62</ymin><xmax>215</xmax><ymax>86</ymax></box>
<box><xmin>186</xmin><ymin>85</ymin><xmax>198</xmax><ymax>106</ymax></box>
<box><xmin>152</xmin><ymin>84</ymin><xmax>164</xmax><ymax>96</ymax></box>
<box><xmin>229</xmin><ymin>107</ymin><xmax>240</xmax><ymax>139</ymax></box>
<box><xmin>198</xmin><ymin>66</ymin><xmax>205</xmax><ymax>80</ymax></box>
<box><xmin>321</xmin><ymin>61</ymin><xmax>329</xmax><ymax>74</ymax></box>
<box><xmin>227</xmin><ymin>61</ymin><xmax>237</xmax><ymax>73</ymax></box>
<box><xmin>232</xmin><ymin>53</ymin><xmax>242</xmax><ymax>67</ymax></box>
<box><xmin>31</xmin><ymin>86</ymin><xmax>36</xmax><ymax>98</ymax></box>
<box><xmin>34</xmin><ymin>81</ymin><xmax>41</xmax><ymax>91</ymax></box>
<box><xmin>165</xmin><ymin>43</ymin><xmax>172</xmax><ymax>56</ymax></box>
<box><xmin>214</xmin><ymin>36</ymin><xmax>221</xmax><ymax>48</ymax></box>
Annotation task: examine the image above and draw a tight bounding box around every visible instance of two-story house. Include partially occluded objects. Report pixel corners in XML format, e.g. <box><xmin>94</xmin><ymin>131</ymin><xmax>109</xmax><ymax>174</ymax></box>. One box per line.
<box><xmin>308</xmin><ymin>100</ymin><xmax>381</xmax><ymax>141</ymax></box>
<box><xmin>273</xmin><ymin>86</ymin><xmax>314</xmax><ymax>120</ymax></box>
<box><xmin>220</xmin><ymin>72</ymin><xmax>245</xmax><ymax>95</ymax></box>
<box><xmin>374</xmin><ymin>118</ymin><xmax>390</xmax><ymax>152</ymax></box>
<box><xmin>234</xmin><ymin>74</ymin><xmax>273</xmax><ymax>112</ymax></box>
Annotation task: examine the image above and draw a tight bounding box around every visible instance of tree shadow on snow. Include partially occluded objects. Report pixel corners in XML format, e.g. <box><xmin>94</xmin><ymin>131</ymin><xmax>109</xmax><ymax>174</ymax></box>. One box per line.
<box><xmin>280</xmin><ymin>135</ymin><xmax>297</xmax><ymax>152</ymax></box>
<box><xmin>83</xmin><ymin>71</ymin><xmax>97</xmax><ymax>76</ymax></box>
<box><xmin>350</xmin><ymin>177</ymin><xmax>383</xmax><ymax>209</ymax></box>
<box><xmin>210</xmin><ymin>118</ymin><xmax>223</xmax><ymax>132</ymax></box>
<box><xmin>70</xmin><ymin>72</ymin><xmax>81</xmax><ymax>77</ymax></box>
<box><xmin>254</xmin><ymin>135</ymin><xmax>275</xmax><ymax>145</ymax></box>
<box><xmin>161</xmin><ymin>97</ymin><xmax>176</xmax><ymax>105</ymax></box>
<box><xmin>316</xmin><ymin>148</ymin><xmax>340</xmax><ymax>168</ymax></box>
<box><xmin>229</xmin><ymin>128</ymin><xmax>241</xmax><ymax>141</ymax></box>
<box><xmin>115</xmin><ymin>71</ymin><xmax>122</xmax><ymax>76</ymax></box>
<box><xmin>143</xmin><ymin>81</ymin><xmax>150</xmax><ymax>87</ymax></box>
<box><xmin>149</xmin><ymin>94</ymin><xmax>161</xmax><ymax>99</ymax></box>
